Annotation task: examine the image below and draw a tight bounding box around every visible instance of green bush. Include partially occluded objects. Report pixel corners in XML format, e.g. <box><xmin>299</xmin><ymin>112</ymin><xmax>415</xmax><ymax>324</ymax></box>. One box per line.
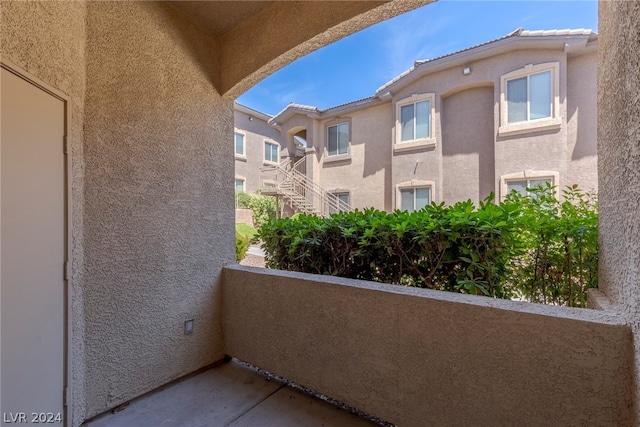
<box><xmin>247</xmin><ymin>193</ymin><xmax>277</xmax><ymax>228</ymax></box>
<box><xmin>257</xmin><ymin>186</ymin><xmax>598</xmax><ymax>306</ymax></box>
<box><xmin>236</xmin><ymin>223</ymin><xmax>258</xmax><ymax>242</ymax></box>
<box><xmin>259</xmin><ymin>197</ymin><xmax>521</xmax><ymax>298</ymax></box>
<box><xmin>235</xmin><ymin>231</ymin><xmax>250</xmax><ymax>262</ymax></box>
<box><xmin>236</xmin><ymin>191</ymin><xmax>252</xmax><ymax>209</ymax></box>
<box><xmin>506</xmin><ymin>184</ymin><xmax>598</xmax><ymax>307</ymax></box>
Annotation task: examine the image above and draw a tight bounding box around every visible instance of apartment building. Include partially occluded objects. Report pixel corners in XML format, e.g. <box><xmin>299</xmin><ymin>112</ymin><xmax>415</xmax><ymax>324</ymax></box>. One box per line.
<box><xmin>236</xmin><ymin>28</ymin><xmax>598</xmax><ymax>213</ymax></box>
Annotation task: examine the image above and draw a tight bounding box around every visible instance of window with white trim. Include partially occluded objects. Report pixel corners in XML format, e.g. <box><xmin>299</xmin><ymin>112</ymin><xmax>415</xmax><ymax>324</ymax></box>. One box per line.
<box><xmin>500</xmin><ymin>171</ymin><xmax>559</xmax><ymax>200</ymax></box>
<box><xmin>234</xmin><ymin>178</ymin><xmax>245</xmax><ymax>193</ymax></box>
<box><xmin>400</xmin><ymin>187</ymin><xmax>431</xmax><ymax>212</ymax></box>
<box><xmin>234</xmin><ymin>132</ymin><xmax>245</xmax><ymax>156</ymax></box>
<box><xmin>499</xmin><ymin>62</ymin><xmax>560</xmax><ymax>135</ymax></box>
<box><xmin>506</xmin><ymin>70</ymin><xmax>551</xmax><ymax>123</ymax></box>
<box><xmin>264</xmin><ymin>141</ymin><xmax>278</xmax><ymax>163</ymax></box>
<box><xmin>327</xmin><ymin>122</ymin><xmax>349</xmax><ymax>156</ymax></box>
<box><xmin>395</xmin><ymin>93</ymin><xmax>435</xmax><ymax>150</ymax></box>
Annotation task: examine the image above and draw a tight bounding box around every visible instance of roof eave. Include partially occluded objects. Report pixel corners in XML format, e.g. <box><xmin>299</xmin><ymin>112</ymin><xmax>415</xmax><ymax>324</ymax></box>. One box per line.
<box><xmin>376</xmin><ymin>34</ymin><xmax>594</xmax><ymax>96</ymax></box>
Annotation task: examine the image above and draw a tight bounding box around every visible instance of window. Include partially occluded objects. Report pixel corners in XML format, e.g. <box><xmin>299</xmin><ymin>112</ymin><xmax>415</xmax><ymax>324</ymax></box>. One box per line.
<box><xmin>327</xmin><ymin>123</ymin><xmax>349</xmax><ymax>156</ymax></box>
<box><xmin>329</xmin><ymin>192</ymin><xmax>350</xmax><ymax>214</ymax></box>
<box><xmin>395</xmin><ymin>93</ymin><xmax>435</xmax><ymax>151</ymax></box>
<box><xmin>506</xmin><ymin>178</ymin><xmax>552</xmax><ymax>198</ymax></box>
<box><xmin>234</xmin><ymin>132</ymin><xmax>245</xmax><ymax>156</ymax></box>
<box><xmin>506</xmin><ymin>70</ymin><xmax>551</xmax><ymax>124</ymax></box>
<box><xmin>499</xmin><ymin>62</ymin><xmax>560</xmax><ymax>136</ymax></box>
<box><xmin>234</xmin><ymin>178</ymin><xmax>245</xmax><ymax>193</ymax></box>
<box><xmin>400</xmin><ymin>187</ymin><xmax>430</xmax><ymax>212</ymax></box>
<box><xmin>264</xmin><ymin>141</ymin><xmax>278</xmax><ymax>163</ymax></box>
<box><xmin>400</xmin><ymin>100</ymin><xmax>430</xmax><ymax>142</ymax></box>
<box><xmin>500</xmin><ymin>171</ymin><xmax>559</xmax><ymax>200</ymax></box>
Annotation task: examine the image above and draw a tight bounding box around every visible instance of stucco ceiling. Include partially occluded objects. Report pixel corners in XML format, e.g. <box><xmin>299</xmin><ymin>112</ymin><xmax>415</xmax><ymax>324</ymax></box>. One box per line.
<box><xmin>167</xmin><ymin>1</ymin><xmax>276</xmax><ymax>36</ymax></box>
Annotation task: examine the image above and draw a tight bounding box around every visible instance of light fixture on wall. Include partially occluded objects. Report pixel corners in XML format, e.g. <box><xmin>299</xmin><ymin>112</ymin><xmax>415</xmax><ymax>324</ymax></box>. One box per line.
<box><xmin>248</xmin><ymin>116</ymin><xmax>253</xmax><ymax>121</ymax></box>
<box><xmin>463</xmin><ymin>67</ymin><xmax>472</xmax><ymax>75</ymax></box>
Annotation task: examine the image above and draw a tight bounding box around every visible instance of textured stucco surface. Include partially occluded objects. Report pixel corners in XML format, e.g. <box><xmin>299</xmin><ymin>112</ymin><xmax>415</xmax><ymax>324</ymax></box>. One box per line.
<box><xmin>442</xmin><ymin>86</ymin><xmax>495</xmax><ymax>204</ymax></box>
<box><xmin>1</xmin><ymin>1</ymin><xmax>88</xmax><ymax>423</ymax></box>
<box><xmin>220</xmin><ymin>0</ymin><xmax>433</xmax><ymax>97</ymax></box>
<box><xmin>82</xmin><ymin>2</ymin><xmax>232</xmax><ymax>419</ymax></box>
<box><xmin>598</xmin><ymin>1</ymin><xmax>640</xmax><ymax>423</ymax></box>
<box><xmin>223</xmin><ymin>266</ymin><xmax>634</xmax><ymax>427</ymax></box>
<box><xmin>318</xmin><ymin>104</ymin><xmax>392</xmax><ymax>211</ymax></box>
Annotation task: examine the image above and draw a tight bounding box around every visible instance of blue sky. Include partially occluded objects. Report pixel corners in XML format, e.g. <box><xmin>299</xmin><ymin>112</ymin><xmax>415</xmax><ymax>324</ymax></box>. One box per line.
<box><xmin>237</xmin><ymin>1</ymin><xmax>598</xmax><ymax>116</ymax></box>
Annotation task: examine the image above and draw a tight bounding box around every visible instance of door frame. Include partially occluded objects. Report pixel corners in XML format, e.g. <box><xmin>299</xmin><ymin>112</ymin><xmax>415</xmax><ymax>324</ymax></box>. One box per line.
<box><xmin>1</xmin><ymin>60</ymin><xmax>72</xmax><ymax>427</ymax></box>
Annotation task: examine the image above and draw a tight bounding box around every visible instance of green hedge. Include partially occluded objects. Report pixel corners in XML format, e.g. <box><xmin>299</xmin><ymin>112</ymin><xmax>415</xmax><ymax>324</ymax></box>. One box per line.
<box><xmin>257</xmin><ymin>186</ymin><xmax>598</xmax><ymax>306</ymax></box>
<box><xmin>235</xmin><ymin>231</ymin><xmax>250</xmax><ymax>262</ymax></box>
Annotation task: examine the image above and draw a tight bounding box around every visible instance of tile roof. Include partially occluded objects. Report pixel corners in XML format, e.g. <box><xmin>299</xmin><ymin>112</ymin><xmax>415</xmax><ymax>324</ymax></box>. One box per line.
<box><xmin>377</xmin><ymin>28</ymin><xmax>595</xmax><ymax>95</ymax></box>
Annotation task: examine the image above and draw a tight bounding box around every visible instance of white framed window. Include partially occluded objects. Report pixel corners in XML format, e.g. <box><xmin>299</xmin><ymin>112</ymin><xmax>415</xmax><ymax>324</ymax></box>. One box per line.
<box><xmin>499</xmin><ymin>62</ymin><xmax>561</xmax><ymax>136</ymax></box>
<box><xmin>264</xmin><ymin>141</ymin><xmax>279</xmax><ymax>164</ymax></box>
<box><xmin>500</xmin><ymin>171</ymin><xmax>559</xmax><ymax>199</ymax></box>
<box><xmin>394</xmin><ymin>93</ymin><xmax>436</xmax><ymax>152</ymax></box>
<box><xmin>395</xmin><ymin>180</ymin><xmax>435</xmax><ymax>212</ymax></box>
<box><xmin>234</xmin><ymin>131</ymin><xmax>245</xmax><ymax>157</ymax></box>
<box><xmin>327</xmin><ymin>122</ymin><xmax>349</xmax><ymax>156</ymax></box>
<box><xmin>234</xmin><ymin>177</ymin><xmax>245</xmax><ymax>193</ymax></box>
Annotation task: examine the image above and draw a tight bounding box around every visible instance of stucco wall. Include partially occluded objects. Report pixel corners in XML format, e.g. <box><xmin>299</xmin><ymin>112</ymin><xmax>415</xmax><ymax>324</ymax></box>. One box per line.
<box><xmin>389</xmin><ymin>49</ymin><xmax>584</xmax><ymax>204</ymax></box>
<box><xmin>223</xmin><ymin>265</ymin><xmax>633</xmax><ymax>426</ymax></box>
<box><xmin>566</xmin><ymin>51</ymin><xmax>598</xmax><ymax>192</ymax></box>
<box><xmin>441</xmin><ymin>86</ymin><xmax>495</xmax><ymax>204</ymax></box>
<box><xmin>82</xmin><ymin>2</ymin><xmax>233</xmax><ymax>419</ymax></box>
<box><xmin>1</xmin><ymin>1</ymin><xmax>88</xmax><ymax>423</ymax></box>
<box><xmin>234</xmin><ymin>109</ymin><xmax>280</xmax><ymax>194</ymax></box>
<box><xmin>318</xmin><ymin>104</ymin><xmax>392</xmax><ymax>211</ymax></box>
<box><xmin>598</xmin><ymin>1</ymin><xmax>640</xmax><ymax>423</ymax></box>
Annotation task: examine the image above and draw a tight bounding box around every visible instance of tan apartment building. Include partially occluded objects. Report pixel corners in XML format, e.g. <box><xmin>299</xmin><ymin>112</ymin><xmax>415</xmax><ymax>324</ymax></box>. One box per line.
<box><xmin>247</xmin><ymin>28</ymin><xmax>598</xmax><ymax>213</ymax></box>
<box><xmin>233</xmin><ymin>103</ymin><xmax>281</xmax><ymax>194</ymax></box>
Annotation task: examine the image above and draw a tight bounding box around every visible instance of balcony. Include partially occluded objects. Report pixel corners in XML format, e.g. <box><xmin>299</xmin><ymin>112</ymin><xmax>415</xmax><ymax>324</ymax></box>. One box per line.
<box><xmin>85</xmin><ymin>265</ymin><xmax>633</xmax><ymax>426</ymax></box>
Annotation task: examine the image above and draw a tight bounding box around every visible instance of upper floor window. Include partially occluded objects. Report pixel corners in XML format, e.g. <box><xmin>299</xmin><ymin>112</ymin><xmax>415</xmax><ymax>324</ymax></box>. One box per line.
<box><xmin>327</xmin><ymin>123</ymin><xmax>349</xmax><ymax>156</ymax></box>
<box><xmin>506</xmin><ymin>70</ymin><xmax>551</xmax><ymax>123</ymax></box>
<box><xmin>234</xmin><ymin>132</ymin><xmax>245</xmax><ymax>156</ymax></box>
<box><xmin>394</xmin><ymin>93</ymin><xmax>435</xmax><ymax>151</ymax></box>
<box><xmin>499</xmin><ymin>62</ymin><xmax>560</xmax><ymax>136</ymax></box>
<box><xmin>264</xmin><ymin>141</ymin><xmax>279</xmax><ymax>164</ymax></box>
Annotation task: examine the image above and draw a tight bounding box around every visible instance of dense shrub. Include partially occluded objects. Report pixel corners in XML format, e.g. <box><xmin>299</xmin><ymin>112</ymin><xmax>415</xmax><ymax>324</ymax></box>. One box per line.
<box><xmin>506</xmin><ymin>184</ymin><xmax>598</xmax><ymax>307</ymax></box>
<box><xmin>235</xmin><ymin>231</ymin><xmax>250</xmax><ymax>262</ymax></box>
<box><xmin>236</xmin><ymin>192</ymin><xmax>277</xmax><ymax>228</ymax></box>
<box><xmin>257</xmin><ymin>186</ymin><xmax>598</xmax><ymax>306</ymax></box>
<box><xmin>235</xmin><ymin>191</ymin><xmax>252</xmax><ymax>209</ymax></box>
<box><xmin>259</xmin><ymin>198</ymin><xmax>521</xmax><ymax>298</ymax></box>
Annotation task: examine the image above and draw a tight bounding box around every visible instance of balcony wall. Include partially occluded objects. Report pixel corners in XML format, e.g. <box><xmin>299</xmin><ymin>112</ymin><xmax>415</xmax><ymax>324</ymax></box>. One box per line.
<box><xmin>223</xmin><ymin>265</ymin><xmax>634</xmax><ymax>426</ymax></box>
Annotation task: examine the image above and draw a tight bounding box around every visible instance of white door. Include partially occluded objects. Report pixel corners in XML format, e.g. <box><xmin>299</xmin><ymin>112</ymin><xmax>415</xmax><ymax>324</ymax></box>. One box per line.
<box><xmin>1</xmin><ymin>67</ymin><xmax>66</xmax><ymax>424</ymax></box>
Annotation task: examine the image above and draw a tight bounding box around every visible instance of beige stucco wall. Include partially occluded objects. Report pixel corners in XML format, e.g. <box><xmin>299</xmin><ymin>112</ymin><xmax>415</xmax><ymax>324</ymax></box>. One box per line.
<box><xmin>391</xmin><ymin>49</ymin><xmax>575</xmax><ymax>205</ymax></box>
<box><xmin>234</xmin><ymin>109</ymin><xmax>281</xmax><ymax>194</ymax></box>
<box><xmin>566</xmin><ymin>51</ymin><xmax>598</xmax><ymax>192</ymax></box>
<box><xmin>1</xmin><ymin>1</ymin><xmax>89</xmax><ymax>422</ymax></box>
<box><xmin>318</xmin><ymin>104</ymin><xmax>392</xmax><ymax>211</ymax></box>
<box><xmin>441</xmin><ymin>85</ymin><xmax>495</xmax><ymax>204</ymax></box>
<box><xmin>224</xmin><ymin>265</ymin><xmax>633</xmax><ymax>426</ymax></box>
<box><xmin>82</xmin><ymin>2</ymin><xmax>233</xmax><ymax>419</ymax></box>
<box><xmin>598</xmin><ymin>1</ymin><xmax>640</xmax><ymax>423</ymax></box>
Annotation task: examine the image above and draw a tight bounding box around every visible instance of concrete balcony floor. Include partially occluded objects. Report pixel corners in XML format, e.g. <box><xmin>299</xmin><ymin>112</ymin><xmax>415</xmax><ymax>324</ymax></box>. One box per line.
<box><xmin>83</xmin><ymin>360</ymin><xmax>378</xmax><ymax>427</ymax></box>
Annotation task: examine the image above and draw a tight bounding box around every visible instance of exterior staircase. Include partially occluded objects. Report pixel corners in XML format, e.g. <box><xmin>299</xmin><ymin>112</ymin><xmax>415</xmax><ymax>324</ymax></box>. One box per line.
<box><xmin>260</xmin><ymin>157</ymin><xmax>352</xmax><ymax>217</ymax></box>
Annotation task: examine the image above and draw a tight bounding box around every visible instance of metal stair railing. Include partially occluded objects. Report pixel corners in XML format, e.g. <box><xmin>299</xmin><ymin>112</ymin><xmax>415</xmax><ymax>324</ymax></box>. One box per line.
<box><xmin>261</xmin><ymin>157</ymin><xmax>352</xmax><ymax>217</ymax></box>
